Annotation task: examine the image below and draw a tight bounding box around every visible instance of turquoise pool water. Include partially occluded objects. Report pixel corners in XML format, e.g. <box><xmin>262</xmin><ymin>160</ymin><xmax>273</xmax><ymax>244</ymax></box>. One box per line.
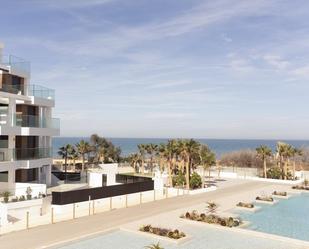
<box><xmin>57</xmin><ymin>224</ymin><xmax>302</xmax><ymax>249</ymax></box>
<box><xmin>239</xmin><ymin>193</ymin><xmax>309</xmax><ymax>241</ymax></box>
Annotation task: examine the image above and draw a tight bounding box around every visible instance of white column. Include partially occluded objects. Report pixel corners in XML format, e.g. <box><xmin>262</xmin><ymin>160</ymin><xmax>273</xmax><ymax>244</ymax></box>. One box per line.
<box><xmin>8</xmin><ymin>168</ymin><xmax>15</xmax><ymax>194</ymax></box>
<box><xmin>8</xmin><ymin>135</ymin><xmax>15</xmax><ymax>161</ymax></box>
<box><xmin>46</xmin><ymin>165</ymin><xmax>51</xmax><ymax>186</ymax></box>
<box><xmin>8</xmin><ymin>97</ymin><xmax>16</xmax><ymax>126</ymax></box>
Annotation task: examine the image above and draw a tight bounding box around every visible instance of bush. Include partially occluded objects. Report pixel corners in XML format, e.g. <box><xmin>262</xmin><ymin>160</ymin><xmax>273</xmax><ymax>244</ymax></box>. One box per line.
<box><xmin>190</xmin><ymin>172</ymin><xmax>202</xmax><ymax>189</ymax></box>
<box><xmin>139</xmin><ymin>225</ymin><xmax>185</xmax><ymax>240</ymax></box>
<box><xmin>267</xmin><ymin>167</ymin><xmax>281</xmax><ymax>179</ymax></box>
<box><xmin>1</xmin><ymin>191</ymin><xmax>11</xmax><ymax>203</ymax></box>
<box><xmin>172</xmin><ymin>172</ymin><xmax>186</xmax><ymax>187</ymax></box>
<box><xmin>180</xmin><ymin>211</ymin><xmax>241</xmax><ymax>227</ymax></box>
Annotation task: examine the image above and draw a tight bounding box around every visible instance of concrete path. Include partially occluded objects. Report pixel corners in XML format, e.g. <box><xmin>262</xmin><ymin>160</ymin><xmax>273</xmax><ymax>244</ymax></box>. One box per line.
<box><xmin>0</xmin><ymin>180</ymin><xmax>270</xmax><ymax>249</ymax></box>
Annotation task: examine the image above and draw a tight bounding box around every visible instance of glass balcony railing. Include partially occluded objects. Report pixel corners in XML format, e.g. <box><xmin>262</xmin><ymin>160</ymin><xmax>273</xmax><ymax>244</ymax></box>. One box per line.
<box><xmin>14</xmin><ymin>114</ymin><xmax>60</xmax><ymax>129</ymax></box>
<box><xmin>27</xmin><ymin>84</ymin><xmax>55</xmax><ymax>100</ymax></box>
<box><xmin>0</xmin><ymin>54</ymin><xmax>31</xmax><ymax>76</ymax></box>
<box><xmin>0</xmin><ymin>147</ymin><xmax>52</xmax><ymax>162</ymax></box>
<box><xmin>0</xmin><ymin>84</ymin><xmax>55</xmax><ymax>100</ymax></box>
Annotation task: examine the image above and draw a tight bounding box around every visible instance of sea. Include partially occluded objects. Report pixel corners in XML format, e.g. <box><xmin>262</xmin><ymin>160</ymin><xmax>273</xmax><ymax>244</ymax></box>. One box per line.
<box><xmin>53</xmin><ymin>137</ymin><xmax>309</xmax><ymax>158</ymax></box>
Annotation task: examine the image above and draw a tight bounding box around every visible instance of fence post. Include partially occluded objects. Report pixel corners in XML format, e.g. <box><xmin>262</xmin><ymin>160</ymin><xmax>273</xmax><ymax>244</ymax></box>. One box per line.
<box><xmin>93</xmin><ymin>200</ymin><xmax>95</xmax><ymax>215</ymax></box>
<box><xmin>88</xmin><ymin>196</ymin><xmax>91</xmax><ymax>216</ymax></box>
<box><xmin>40</xmin><ymin>207</ymin><xmax>43</xmax><ymax>216</ymax></box>
<box><xmin>153</xmin><ymin>189</ymin><xmax>156</xmax><ymax>201</ymax></box>
<box><xmin>140</xmin><ymin>192</ymin><xmax>142</xmax><ymax>204</ymax></box>
<box><xmin>51</xmin><ymin>208</ymin><xmax>54</xmax><ymax>224</ymax></box>
<box><xmin>110</xmin><ymin>197</ymin><xmax>112</xmax><ymax>210</ymax></box>
<box><xmin>177</xmin><ymin>187</ymin><xmax>179</xmax><ymax>196</ymax></box>
<box><xmin>125</xmin><ymin>195</ymin><xmax>128</xmax><ymax>208</ymax></box>
<box><xmin>165</xmin><ymin>187</ymin><xmax>168</xmax><ymax>198</ymax></box>
<box><xmin>73</xmin><ymin>203</ymin><xmax>76</xmax><ymax>219</ymax></box>
<box><xmin>182</xmin><ymin>183</ymin><xmax>185</xmax><ymax>195</ymax></box>
<box><xmin>26</xmin><ymin>211</ymin><xmax>29</xmax><ymax>229</ymax></box>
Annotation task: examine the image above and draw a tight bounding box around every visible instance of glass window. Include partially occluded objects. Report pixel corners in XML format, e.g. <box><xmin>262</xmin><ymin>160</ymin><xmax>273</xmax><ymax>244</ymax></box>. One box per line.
<box><xmin>0</xmin><ymin>171</ymin><xmax>8</xmax><ymax>182</ymax></box>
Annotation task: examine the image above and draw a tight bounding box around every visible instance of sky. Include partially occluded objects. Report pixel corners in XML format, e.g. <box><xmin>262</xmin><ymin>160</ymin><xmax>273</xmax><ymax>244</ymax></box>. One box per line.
<box><xmin>1</xmin><ymin>0</ymin><xmax>309</xmax><ymax>139</ymax></box>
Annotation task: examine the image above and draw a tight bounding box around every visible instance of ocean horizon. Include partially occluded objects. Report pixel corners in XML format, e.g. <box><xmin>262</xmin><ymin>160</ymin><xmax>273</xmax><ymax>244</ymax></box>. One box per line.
<box><xmin>53</xmin><ymin>137</ymin><xmax>309</xmax><ymax>158</ymax></box>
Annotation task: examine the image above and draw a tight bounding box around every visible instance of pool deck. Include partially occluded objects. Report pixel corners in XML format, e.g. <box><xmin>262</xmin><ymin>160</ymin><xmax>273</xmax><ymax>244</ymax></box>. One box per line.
<box><xmin>0</xmin><ymin>179</ymin><xmax>304</xmax><ymax>249</ymax></box>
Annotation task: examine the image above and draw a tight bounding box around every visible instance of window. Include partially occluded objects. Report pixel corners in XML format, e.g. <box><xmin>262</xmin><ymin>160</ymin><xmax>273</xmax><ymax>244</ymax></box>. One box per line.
<box><xmin>0</xmin><ymin>171</ymin><xmax>8</xmax><ymax>182</ymax></box>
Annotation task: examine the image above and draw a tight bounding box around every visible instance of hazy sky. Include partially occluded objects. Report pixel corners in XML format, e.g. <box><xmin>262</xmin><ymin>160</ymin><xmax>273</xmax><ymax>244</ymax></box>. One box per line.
<box><xmin>1</xmin><ymin>0</ymin><xmax>309</xmax><ymax>139</ymax></box>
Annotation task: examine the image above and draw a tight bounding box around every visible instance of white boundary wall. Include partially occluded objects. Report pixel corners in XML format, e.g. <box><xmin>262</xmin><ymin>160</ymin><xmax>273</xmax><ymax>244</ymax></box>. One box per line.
<box><xmin>14</xmin><ymin>183</ymin><xmax>46</xmax><ymax>197</ymax></box>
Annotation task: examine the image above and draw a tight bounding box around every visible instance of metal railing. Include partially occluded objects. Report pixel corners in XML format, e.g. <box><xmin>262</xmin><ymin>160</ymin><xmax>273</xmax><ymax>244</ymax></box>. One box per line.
<box><xmin>0</xmin><ymin>147</ymin><xmax>52</xmax><ymax>162</ymax></box>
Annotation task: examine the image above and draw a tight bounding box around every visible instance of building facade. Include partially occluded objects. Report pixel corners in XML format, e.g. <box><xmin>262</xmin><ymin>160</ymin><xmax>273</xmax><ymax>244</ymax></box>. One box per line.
<box><xmin>0</xmin><ymin>43</ymin><xmax>59</xmax><ymax>195</ymax></box>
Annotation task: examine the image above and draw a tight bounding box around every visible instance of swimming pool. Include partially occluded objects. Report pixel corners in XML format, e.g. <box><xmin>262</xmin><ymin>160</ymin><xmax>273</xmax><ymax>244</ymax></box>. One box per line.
<box><xmin>238</xmin><ymin>193</ymin><xmax>309</xmax><ymax>241</ymax></box>
<box><xmin>56</xmin><ymin>224</ymin><xmax>303</xmax><ymax>249</ymax></box>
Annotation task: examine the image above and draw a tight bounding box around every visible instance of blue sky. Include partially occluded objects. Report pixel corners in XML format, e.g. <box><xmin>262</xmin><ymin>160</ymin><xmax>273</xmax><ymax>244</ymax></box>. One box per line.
<box><xmin>1</xmin><ymin>0</ymin><xmax>309</xmax><ymax>139</ymax></box>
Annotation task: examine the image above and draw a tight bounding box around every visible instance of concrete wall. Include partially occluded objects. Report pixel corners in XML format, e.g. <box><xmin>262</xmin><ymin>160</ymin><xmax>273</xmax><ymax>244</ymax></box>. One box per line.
<box><xmin>88</xmin><ymin>172</ymin><xmax>103</xmax><ymax>188</ymax></box>
<box><xmin>14</xmin><ymin>183</ymin><xmax>46</xmax><ymax>197</ymax></box>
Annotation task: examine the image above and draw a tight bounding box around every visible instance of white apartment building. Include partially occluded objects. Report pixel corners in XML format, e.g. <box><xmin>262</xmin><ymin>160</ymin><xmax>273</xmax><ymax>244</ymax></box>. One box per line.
<box><xmin>0</xmin><ymin>43</ymin><xmax>59</xmax><ymax>196</ymax></box>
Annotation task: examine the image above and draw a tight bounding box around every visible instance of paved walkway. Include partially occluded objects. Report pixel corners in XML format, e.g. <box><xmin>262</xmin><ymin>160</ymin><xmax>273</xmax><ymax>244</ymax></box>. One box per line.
<box><xmin>0</xmin><ymin>180</ymin><xmax>270</xmax><ymax>249</ymax></box>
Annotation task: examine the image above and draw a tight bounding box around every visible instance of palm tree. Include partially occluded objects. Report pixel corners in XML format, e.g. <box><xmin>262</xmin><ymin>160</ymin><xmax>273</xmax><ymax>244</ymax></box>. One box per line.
<box><xmin>145</xmin><ymin>242</ymin><xmax>164</xmax><ymax>249</ymax></box>
<box><xmin>58</xmin><ymin>144</ymin><xmax>73</xmax><ymax>183</ymax></box>
<box><xmin>179</xmin><ymin>139</ymin><xmax>201</xmax><ymax>190</ymax></box>
<box><xmin>138</xmin><ymin>144</ymin><xmax>146</xmax><ymax>174</ymax></box>
<box><xmin>69</xmin><ymin>147</ymin><xmax>79</xmax><ymax>171</ymax></box>
<box><xmin>276</xmin><ymin>142</ymin><xmax>287</xmax><ymax>179</ymax></box>
<box><xmin>157</xmin><ymin>143</ymin><xmax>167</xmax><ymax>173</ymax></box>
<box><xmin>146</xmin><ymin>143</ymin><xmax>158</xmax><ymax>172</ymax></box>
<box><xmin>127</xmin><ymin>153</ymin><xmax>140</xmax><ymax>173</ymax></box>
<box><xmin>199</xmin><ymin>144</ymin><xmax>216</xmax><ymax>186</ymax></box>
<box><xmin>90</xmin><ymin>134</ymin><xmax>121</xmax><ymax>164</ymax></box>
<box><xmin>76</xmin><ymin>140</ymin><xmax>91</xmax><ymax>172</ymax></box>
<box><xmin>290</xmin><ymin>147</ymin><xmax>302</xmax><ymax>180</ymax></box>
<box><xmin>165</xmin><ymin>139</ymin><xmax>178</xmax><ymax>186</ymax></box>
<box><xmin>276</xmin><ymin>142</ymin><xmax>294</xmax><ymax>180</ymax></box>
<box><xmin>256</xmin><ymin>145</ymin><xmax>272</xmax><ymax>178</ymax></box>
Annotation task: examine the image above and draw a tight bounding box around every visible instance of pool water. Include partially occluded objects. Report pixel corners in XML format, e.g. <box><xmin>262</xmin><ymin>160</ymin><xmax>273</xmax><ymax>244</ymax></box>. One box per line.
<box><xmin>239</xmin><ymin>193</ymin><xmax>309</xmax><ymax>241</ymax></box>
<box><xmin>57</xmin><ymin>224</ymin><xmax>302</xmax><ymax>249</ymax></box>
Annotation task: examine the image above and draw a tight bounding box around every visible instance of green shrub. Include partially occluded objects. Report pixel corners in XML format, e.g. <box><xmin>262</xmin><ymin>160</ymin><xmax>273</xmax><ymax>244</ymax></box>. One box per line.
<box><xmin>190</xmin><ymin>172</ymin><xmax>202</xmax><ymax>189</ymax></box>
<box><xmin>267</xmin><ymin>167</ymin><xmax>281</xmax><ymax>179</ymax></box>
<box><xmin>173</xmin><ymin>172</ymin><xmax>186</xmax><ymax>187</ymax></box>
<box><xmin>1</xmin><ymin>191</ymin><xmax>10</xmax><ymax>203</ymax></box>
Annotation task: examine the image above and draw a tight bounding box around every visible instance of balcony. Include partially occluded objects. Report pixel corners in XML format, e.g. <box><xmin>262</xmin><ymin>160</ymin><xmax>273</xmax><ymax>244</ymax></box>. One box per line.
<box><xmin>15</xmin><ymin>114</ymin><xmax>60</xmax><ymax>129</ymax></box>
<box><xmin>0</xmin><ymin>147</ymin><xmax>52</xmax><ymax>161</ymax></box>
<box><xmin>0</xmin><ymin>84</ymin><xmax>55</xmax><ymax>100</ymax></box>
<box><xmin>0</xmin><ymin>54</ymin><xmax>31</xmax><ymax>76</ymax></box>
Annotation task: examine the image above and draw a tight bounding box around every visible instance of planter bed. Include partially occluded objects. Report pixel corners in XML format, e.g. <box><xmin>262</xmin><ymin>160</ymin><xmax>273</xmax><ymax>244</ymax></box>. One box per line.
<box><xmin>272</xmin><ymin>191</ymin><xmax>287</xmax><ymax>196</ymax></box>
<box><xmin>255</xmin><ymin>196</ymin><xmax>277</xmax><ymax>205</ymax></box>
<box><xmin>139</xmin><ymin>225</ymin><xmax>186</xmax><ymax>240</ymax></box>
<box><xmin>180</xmin><ymin>211</ymin><xmax>241</xmax><ymax>228</ymax></box>
<box><xmin>236</xmin><ymin>202</ymin><xmax>254</xmax><ymax>209</ymax></box>
<box><xmin>272</xmin><ymin>191</ymin><xmax>290</xmax><ymax>199</ymax></box>
<box><xmin>292</xmin><ymin>185</ymin><xmax>309</xmax><ymax>191</ymax></box>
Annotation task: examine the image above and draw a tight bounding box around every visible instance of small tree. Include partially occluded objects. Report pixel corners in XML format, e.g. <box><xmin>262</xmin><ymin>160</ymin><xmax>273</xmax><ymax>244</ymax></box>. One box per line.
<box><xmin>26</xmin><ymin>187</ymin><xmax>32</xmax><ymax>200</ymax></box>
<box><xmin>1</xmin><ymin>191</ymin><xmax>10</xmax><ymax>203</ymax></box>
<box><xmin>199</xmin><ymin>145</ymin><xmax>216</xmax><ymax>186</ymax></box>
<box><xmin>58</xmin><ymin>144</ymin><xmax>74</xmax><ymax>183</ymax></box>
<box><xmin>76</xmin><ymin>140</ymin><xmax>91</xmax><ymax>172</ymax></box>
<box><xmin>256</xmin><ymin>145</ymin><xmax>272</xmax><ymax>178</ymax></box>
<box><xmin>206</xmin><ymin>201</ymin><xmax>218</xmax><ymax>214</ymax></box>
<box><xmin>145</xmin><ymin>243</ymin><xmax>164</xmax><ymax>249</ymax></box>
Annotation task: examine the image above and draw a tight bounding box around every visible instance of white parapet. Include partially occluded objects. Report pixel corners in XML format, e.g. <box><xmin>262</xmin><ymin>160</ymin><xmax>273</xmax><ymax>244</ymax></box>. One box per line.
<box><xmin>14</xmin><ymin>183</ymin><xmax>47</xmax><ymax>197</ymax></box>
<box><xmin>152</xmin><ymin>170</ymin><xmax>168</xmax><ymax>190</ymax></box>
